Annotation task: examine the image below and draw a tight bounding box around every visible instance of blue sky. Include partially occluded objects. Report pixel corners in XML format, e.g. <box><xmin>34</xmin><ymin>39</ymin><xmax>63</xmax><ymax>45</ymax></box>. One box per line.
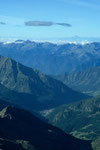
<box><xmin>0</xmin><ymin>0</ymin><xmax>100</xmax><ymax>41</ymax></box>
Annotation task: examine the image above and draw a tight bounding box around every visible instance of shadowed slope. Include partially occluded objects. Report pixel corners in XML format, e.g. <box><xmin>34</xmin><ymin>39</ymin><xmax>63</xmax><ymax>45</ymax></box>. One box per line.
<box><xmin>0</xmin><ymin>106</ymin><xmax>92</xmax><ymax>150</ymax></box>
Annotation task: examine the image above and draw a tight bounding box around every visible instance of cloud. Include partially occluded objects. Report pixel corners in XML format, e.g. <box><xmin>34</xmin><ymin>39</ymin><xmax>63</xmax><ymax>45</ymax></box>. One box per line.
<box><xmin>56</xmin><ymin>23</ymin><xmax>72</xmax><ymax>27</ymax></box>
<box><xmin>25</xmin><ymin>21</ymin><xmax>72</xmax><ymax>27</ymax></box>
<box><xmin>25</xmin><ymin>21</ymin><xmax>53</xmax><ymax>26</ymax></box>
<box><xmin>0</xmin><ymin>22</ymin><xmax>6</xmax><ymax>25</ymax></box>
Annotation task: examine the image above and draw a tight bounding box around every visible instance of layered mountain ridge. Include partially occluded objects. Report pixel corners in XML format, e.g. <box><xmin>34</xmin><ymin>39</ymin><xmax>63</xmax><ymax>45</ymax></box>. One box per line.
<box><xmin>0</xmin><ymin>40</ymin><xmax>100</xmax><ymax>75</ymax></box>
<box><xmin>55</xmin><ymin>66</ymin><xmax>100</xmax><ymax>96</ymax></box>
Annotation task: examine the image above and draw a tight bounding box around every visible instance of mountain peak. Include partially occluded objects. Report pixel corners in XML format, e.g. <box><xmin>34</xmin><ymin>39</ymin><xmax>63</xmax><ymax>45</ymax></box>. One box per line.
<box><xmin>0</xmin><ymin>55</ymin><xmax>89</xmax><ymax>111</ymax></box>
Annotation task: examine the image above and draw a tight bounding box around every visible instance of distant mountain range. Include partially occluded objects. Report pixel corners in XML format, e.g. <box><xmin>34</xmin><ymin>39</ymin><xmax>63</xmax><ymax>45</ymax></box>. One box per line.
<box><xmin>0</xmin><ymin>40</ymin><xmax>100</xmax><ymax>75</ymax></box>
<box><xmin>45</xmin><ymin>96</ymin><xmax>100</xmax><ymax>150</ymax></box>
<box><xmin>0</xmin><ymin>56</ymin><xmax>88</xmax><ymax>111</ymax></box>
<box><xmin>0</xmin><ymin>106</ymin><xmax>92</xmax><ymax>150</ymax></box>
<box><xmin>55</xmin><ymin>66</ymin><xmax>100</xmax><ymax>96</ymax></box>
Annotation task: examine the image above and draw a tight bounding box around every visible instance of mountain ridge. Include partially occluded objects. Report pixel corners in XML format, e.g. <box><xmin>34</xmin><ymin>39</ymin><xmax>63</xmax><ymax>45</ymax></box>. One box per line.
<box><xmin>0</xmin><ymin>106</ymin><xmax>92</xmax><ymax>150</ymax></box>
<box><xmin>0</xmin><ymin>55</ymin><xmax>88</xmax><ymax>111</ymax></box>
<box><xmin>55</xmin><ymin>66</ymin><xmax>100</xmax><ymax>96</ymax></box>
<box><xmin>45</xmin><ymin>96</ymin><xmax>100</xmax><ymax>150</ymax></box>
<box><xmin>1</xmin><ymin>41</ymin><xmax>100</xmax><ymax>75</ymax></box>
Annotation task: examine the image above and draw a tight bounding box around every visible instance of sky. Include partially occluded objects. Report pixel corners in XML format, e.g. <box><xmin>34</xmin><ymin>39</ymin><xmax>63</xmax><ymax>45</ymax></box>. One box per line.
<box><xmin>0</xmin><ymin>0</ymin><xmax>100</xmax><ymax>41</ymax></box>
